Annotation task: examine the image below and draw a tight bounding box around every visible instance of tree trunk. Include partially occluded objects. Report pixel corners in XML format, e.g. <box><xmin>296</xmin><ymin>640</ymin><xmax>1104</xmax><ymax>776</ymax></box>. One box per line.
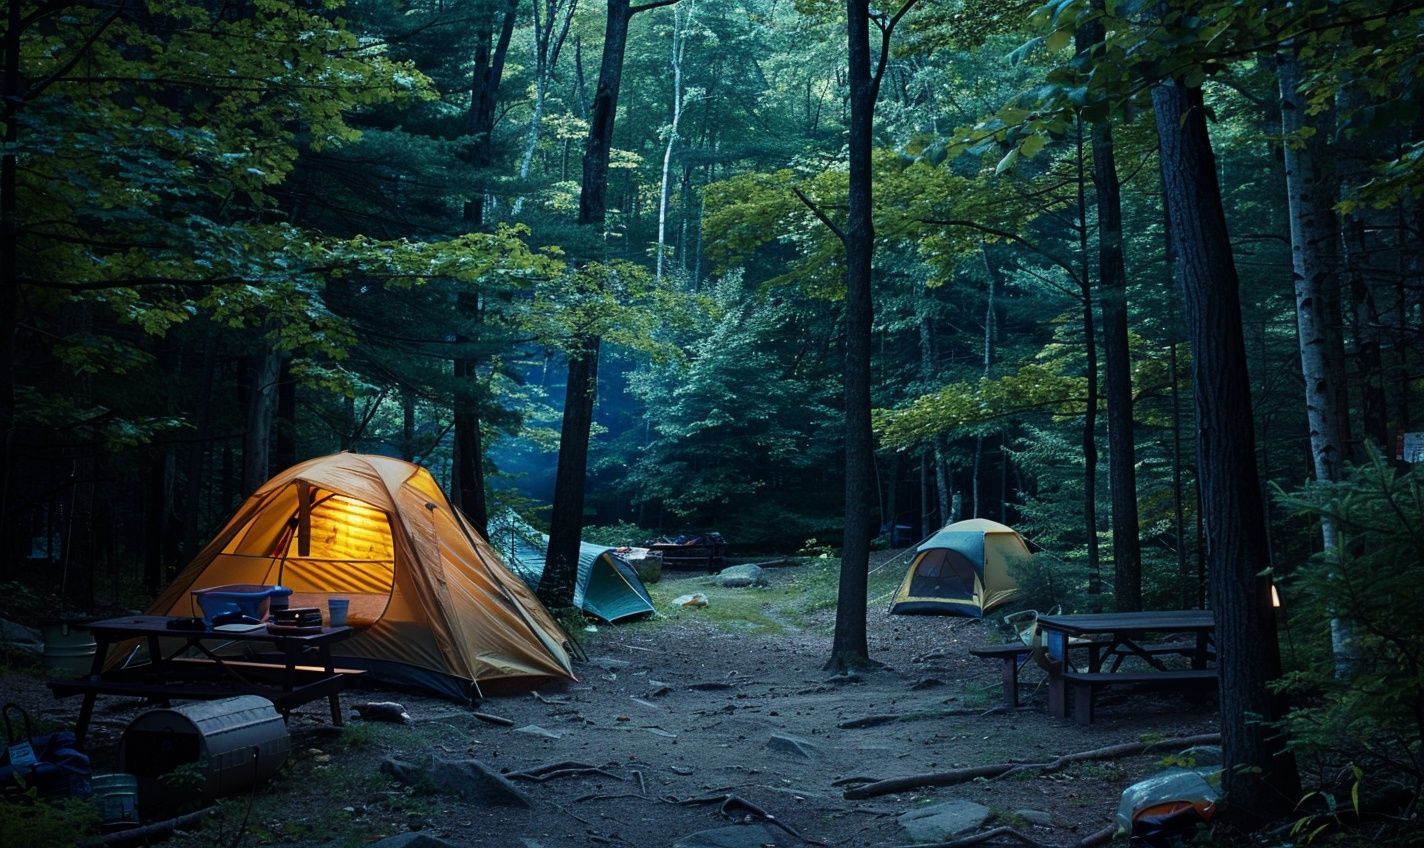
<box><xmin>579</xmin><ymin>0</ymin><xmax>636</xmax><ymax>228</ymax></box>
<box><xmin>514</xmin><ymin>0</ymin><xmax>577</xmax><ymax>216</ymax></box>
<box><xmin>1077</xmin><ymin>17</ymin><xmax>1142</xmax><ymax>610</ymax></box>
<box><xmin>275</xmin><ymin>356</ymin><xmax>296</xmax><ymax>472</ymax></box>
<box><xmin>540</xmin><ymin>336</ymin><xmax>600</xmax><ymax>607</ymax></box>
<box><xmin>1153</xmin><ymin>76</ymin><xmax>1301</xmax><ymax>818</ymax></box>
<box><xmin>0</xmin><ymin>0</ymin><xmax>22</xmax><ymax>569</ymax></box>
<box><xmin>1279</xmin><ymin>54</ymin><xmax>1348</xmax><ymax>516</ymax></box>
<box><xmin>242</xmin><ymin>343</ymin><xmax>282</xmax><ymax>496</ymax></box>
<box><xmin>827</xmin><ymin>0</ymin><xmax>877</xmax><ymax>672</ymax></box>
<box><xmin>452</xmin><ymin>0</ymin><xmax>517</xmax><ymax>535</ymax></box>
<box><xmin>1076</xmin><ymin>119</ymin><xmax>1103</xmax><ymax>600</ymax></box>
<box><xmin>545</xmin><ymin>0</ymin><xmax>667</xmax><ymax>605</ymax></box>
<box><xmin>656</xmin><ymin>1</ymin><xmax>693</xmax><ymax>285</ymax></box>
<box><xmin>402</xmin><ymin>390</ymin><xmax>416</xmax><ymax>461</ymax></box>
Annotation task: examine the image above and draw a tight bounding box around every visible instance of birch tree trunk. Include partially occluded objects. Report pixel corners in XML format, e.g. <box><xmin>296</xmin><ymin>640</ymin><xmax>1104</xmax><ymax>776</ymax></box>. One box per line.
<box><xmin>513</xmin><ymin>0</ymin><xmax>577</xmax><ymax>217</ymax></box>
<box><xmin>656</xmin><ymin>1</ymin><xmax>694</xmax><ymax>286</ymax></box>
<box><xmin>1279</xmin><ymin>51</ymin><xmax>1355</xmax><ymax>673</ymax></box>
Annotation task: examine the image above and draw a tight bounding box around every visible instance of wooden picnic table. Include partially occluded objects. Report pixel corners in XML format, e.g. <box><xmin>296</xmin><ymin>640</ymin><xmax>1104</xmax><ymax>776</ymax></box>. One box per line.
<box><xmin>1036</xmin><ymin>609</ymin><xmax>1216</xmax><ymax>724</ymax></box>
<box><xmin>48</xmin><ymin>615</ymin><xmax>359</xmax><ymax>745</ymax></box>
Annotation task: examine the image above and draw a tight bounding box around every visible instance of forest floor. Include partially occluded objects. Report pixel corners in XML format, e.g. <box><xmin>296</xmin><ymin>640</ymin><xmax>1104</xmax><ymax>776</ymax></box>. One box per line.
<box><xmin>4</xmin><ymin>551</ymin><xmax>1224</xmax><ymax>848</ymax></box>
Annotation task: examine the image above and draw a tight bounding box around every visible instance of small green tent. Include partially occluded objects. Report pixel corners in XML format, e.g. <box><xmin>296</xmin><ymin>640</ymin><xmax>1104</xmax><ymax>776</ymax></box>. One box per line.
<box><xmin>888</xmin><ymin>518</ymin><xmax>1030</xmax><ymax>618</ymax></box>
<box><xmin>489</xmin><ymin>512</ymin><xmax>656</xmax><ymax>623</ymax></box>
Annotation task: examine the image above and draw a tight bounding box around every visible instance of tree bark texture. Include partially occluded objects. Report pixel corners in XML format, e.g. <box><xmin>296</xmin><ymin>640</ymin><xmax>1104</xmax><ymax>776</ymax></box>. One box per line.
<box><xmin>540</xmin><ymin>336</ymin><xmax>600</xmax><ymax>607</ymax></box>
<box><xmin>1153</xmin><ymin>77</ymin><xmax>1301</xmax><ymax>816</ymax></box>
<box><xmin>579</xmin><ymin>0</ymin><xmax>634</xmax><ymax>227</ymax></box>
<box><xmin>1279</xmin><ymin>54</ymin><xmax>1348</xmax><ymax>522</ymax></box>
<box><xmin>1077</xmin><ymin>16</ymin><xmax>1142</xmax><ymax>609</ymax></box>
<box><xmin>242</xmin><ymin>344</ymin><xmax>282</xmax><ymax>496</ymax></box>
<box><xmin>656</xmin><ymin>1</ymin><xmax>693</xmax><ymax>286</ymax></box>
<box><xmin>827</xmin><ymin>0</ymin><xmax>876</xmax><ymax>671</ymax></box>
<box><xmin>1076</xmin><ymin>120</ymin><xmax>1102</xmax><ymax>600</ymax></box>
<box><xmin>452</xmin><ymin>0</ymin><xmax>516</xmax><ymax>535</ymax></box>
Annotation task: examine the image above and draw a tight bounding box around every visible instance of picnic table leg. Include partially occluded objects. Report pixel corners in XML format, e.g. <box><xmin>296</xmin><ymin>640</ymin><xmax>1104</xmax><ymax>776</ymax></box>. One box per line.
<box><xmin>320</xmin><ymin>644</ymin><xmax>342</xmax><ymax>726</ymax></box>
<box><xmin>1048</xmin><ymin>664</ymin><xmax>1067</xmax><ymax>718</ymax></box>
<box><xmin>1193</xmin><ymin>632</ymin><xmax>1209</xmax><ymax>670</ymax></box>
<box><xmin>1001</xmin><ymin>655</ymin><xmax>1020</xmax><ymax>708</ymax></box>
<box><xmin>74</xmin><ymin>634</ymin><xmax>111</xmax><ymax>747</ymax></box>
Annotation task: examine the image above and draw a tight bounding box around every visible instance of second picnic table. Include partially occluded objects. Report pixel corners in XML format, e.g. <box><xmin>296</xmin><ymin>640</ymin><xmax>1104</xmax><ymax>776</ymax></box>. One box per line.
<box><xmin>1036</xmin><ymin>609</ymin><xmax>1217</xmax><ymax>724</ymax></box>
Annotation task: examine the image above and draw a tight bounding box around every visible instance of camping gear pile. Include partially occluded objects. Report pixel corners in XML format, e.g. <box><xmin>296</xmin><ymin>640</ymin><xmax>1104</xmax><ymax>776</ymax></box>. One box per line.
<box><xmin>1</xmin><ymin>704</ymin><xmax>90</xmax><ymax>800</ymax></box>
<box><xmin>143</xmin><ymin>454</ymin><xmax>575</xmax><ymax>700</ymax></box>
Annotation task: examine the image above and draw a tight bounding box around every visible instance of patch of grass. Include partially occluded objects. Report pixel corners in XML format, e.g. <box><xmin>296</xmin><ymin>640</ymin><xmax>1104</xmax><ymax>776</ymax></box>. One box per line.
<box><xmin>339</xmin><ymin>722</ymin><xmax>379</xmax><ymax>751</ymax></box>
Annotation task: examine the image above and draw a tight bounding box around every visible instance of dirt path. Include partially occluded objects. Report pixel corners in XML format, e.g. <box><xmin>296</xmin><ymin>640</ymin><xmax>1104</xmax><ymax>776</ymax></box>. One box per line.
<box><xmin>6</xmin><ymin>561</ymin><xmax>1221</xmax><ymax>847</ymax></box>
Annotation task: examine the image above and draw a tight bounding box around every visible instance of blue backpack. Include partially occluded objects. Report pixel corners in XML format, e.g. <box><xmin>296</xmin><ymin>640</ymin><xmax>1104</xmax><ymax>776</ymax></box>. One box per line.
<box><xmin>1</xmin><ymin>703</ymin><xmax>92</xmax><ymax>799</ymax></box>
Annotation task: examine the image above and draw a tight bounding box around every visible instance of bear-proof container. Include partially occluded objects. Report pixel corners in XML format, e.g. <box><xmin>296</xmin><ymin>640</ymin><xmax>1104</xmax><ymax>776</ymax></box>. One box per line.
<box><xmin>119</xmin><ymin>695</ymin><xmax>290</xmax><ymax>809</ymax></box>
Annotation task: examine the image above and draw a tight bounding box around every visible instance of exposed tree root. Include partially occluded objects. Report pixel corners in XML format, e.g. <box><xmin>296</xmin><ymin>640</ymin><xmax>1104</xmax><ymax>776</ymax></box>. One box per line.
<box><xmin>889</xmin><ymin>821</ymin><xmax>1115</xmax><ymax>848</ymax></box>
<box><xmin>471</xmin><ymin>711</ymin><xmax>514</xmax><ymax>726</ymax></box>
<box><xmin>843</xmin><ymin>733</ymin><xmax>1221</xmax><ymax>799</ymax></box>
<box><xmin>672</xmin><ymin>792</ymin><xmax>829</xmax><ymax>846</ymax></box>
<box><xmin>506</xmin><ymin>760</ymin><xmax>624</xmax><ymax>782</ymax></box>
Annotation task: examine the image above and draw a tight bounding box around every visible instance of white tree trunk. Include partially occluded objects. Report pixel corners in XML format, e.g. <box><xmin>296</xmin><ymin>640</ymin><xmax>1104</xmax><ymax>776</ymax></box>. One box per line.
<box><xmin>655</xmin><ymin>1</ymin><xmax>694</xmax><ymax>286</ymax></box>
<box><xmin>1280</xmin><ymin>52</ymin><xmax>1353</xmax><ymax>673</ymax></box>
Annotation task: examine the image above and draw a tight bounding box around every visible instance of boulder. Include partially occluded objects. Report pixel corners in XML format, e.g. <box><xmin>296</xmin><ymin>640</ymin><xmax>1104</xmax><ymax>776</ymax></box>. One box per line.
<box><xmin>766</xmin><ymin>733</ymin><xmax>818</xmax><ymax>758</ymax></box>
<box><xmin>898</xmin><ymin>800</ymin><xmax>991</xmax><ymax>844</ymax></box>
<box><xmin>672</xmin><ymin>593</ymin><xmax>708</xmax><ymax>608</ymax></box>
<box><xmin>513</xmin><ymin>724</ymin><xmax>563</xmax><ymax>739</ymax></box>
<box><xmin>365</xmin><ymin>835</ymin><xmax>462</xmax><ymax>848</ymax></box>
<box><xmin>714</xmin><ymin>564</ymin><xmax>764</xmax><ymax>588</ymax></box>
<box><xmin>672</xmin><ymin>824</ymin><xmax>793</xmax><ymax>848</ymax></box>
<box><xmin>1015</xmin><ymin>809</ymin><xmax>1053</xmax><ymax>828</ymax></box>
<box><xmin>427</xmin><ymin>756</ymin><xmax>532</xmax><ymax>808</ymax></box>
<box><xmin>379</xmin><ymin>757</ymin><xmax>426</xmax><ymax>786</ymax></box>
<box><xmin>0</xmin><ymin>618</ymin><xmax>42</xmax><ymax>655</ymax></box>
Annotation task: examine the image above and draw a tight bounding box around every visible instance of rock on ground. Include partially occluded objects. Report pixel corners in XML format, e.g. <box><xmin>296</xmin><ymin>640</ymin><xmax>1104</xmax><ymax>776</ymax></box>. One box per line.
<box><xmin>766</xmin><ymin>732</ymin><xmax>818</xmax><ymax>758</ymax></box>
<box><xmin>362</xmin><ymin>834</ymin><xmax>462</xmax><ymax>848</ymax></box>
<box><xmin>672</xmin><ymin>824</ymin><xmax>793</xmax><ymax>848</ymax></box>
<box><xmin>714</xmin><ymin>564</ymin><xmax>764</xmax><ymax>587</ymax></box>
<box><xmin>1016</xmin><ymin>809</ymin><xmax>1053</xmax><ymax>827</ymax></box>
<box><xmin>427</xmin><ymin>756</ymin><xmax>531</xmax><ymax>807</ymax></box>
<box><xmin>898</xmin><ymin>799</ymin><xmax>991</xmax><ymax>844</ymax></box>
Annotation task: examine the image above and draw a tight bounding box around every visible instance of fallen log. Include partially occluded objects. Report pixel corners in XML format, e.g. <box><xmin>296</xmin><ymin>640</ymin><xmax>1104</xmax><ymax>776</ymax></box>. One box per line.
<box><xmin>95</xmin><ymin>806</ymin><xmax>215</xmax><ymax>847</ymax></box>
<box><xmin>843</xmin><ymin>732</ymin><xmax>1221</xmax><ymax>799</ymax></box>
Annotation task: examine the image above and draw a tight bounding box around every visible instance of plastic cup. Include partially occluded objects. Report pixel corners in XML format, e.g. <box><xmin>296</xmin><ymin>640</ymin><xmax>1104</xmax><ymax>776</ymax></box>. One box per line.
<box><xmin>327</xmin><ymin>598</ymin><xmax>349</xmax><ymax>628</ymax></box>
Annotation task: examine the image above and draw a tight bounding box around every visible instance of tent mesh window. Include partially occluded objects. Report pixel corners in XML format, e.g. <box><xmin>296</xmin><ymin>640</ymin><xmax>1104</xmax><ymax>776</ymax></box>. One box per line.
<box><xmin>908</xmin><ymin>548</ymin><xmax>978</xmax><ymax>601</ymax></box>
<box><xmin>214</xmin><ymin>486</ymin><xmax>397</xmax><ymax>625</ymax></box>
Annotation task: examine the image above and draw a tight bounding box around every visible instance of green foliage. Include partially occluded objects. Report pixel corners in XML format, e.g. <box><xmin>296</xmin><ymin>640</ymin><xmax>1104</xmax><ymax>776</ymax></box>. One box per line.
<box><xmin>581</xmin><ymin>522</ymin><xmax>655</xmax><ymax>548</ymax></box>
<box><xmin>1274</xmin><ymin>451</ymin><xmax>1424</xmax><ymax>775</ymax></box>
<box><xmin>0</xmin><ymin>789</ymin><xmax>100</xmax><ymax>847</ymax></box>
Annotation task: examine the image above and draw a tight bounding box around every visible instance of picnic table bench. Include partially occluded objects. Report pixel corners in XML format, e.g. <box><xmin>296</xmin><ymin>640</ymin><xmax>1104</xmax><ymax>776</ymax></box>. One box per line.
<box><xmin>969</xmin><ymin>639</ymin><xmax>1204</xmax><ymax>708</ymax></box>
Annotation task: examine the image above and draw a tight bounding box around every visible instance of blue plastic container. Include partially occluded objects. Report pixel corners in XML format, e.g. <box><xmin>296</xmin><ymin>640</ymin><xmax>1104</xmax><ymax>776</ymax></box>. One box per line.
<box><xmin>191</xmin><ymin>584</ymin><xmax>293</xmax><ymax>623</ymax></box>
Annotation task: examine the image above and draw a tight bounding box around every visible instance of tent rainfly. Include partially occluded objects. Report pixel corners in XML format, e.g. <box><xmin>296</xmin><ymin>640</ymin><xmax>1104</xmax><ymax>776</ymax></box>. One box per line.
<box><xmin>138</xmin><ymin>454</ymin><xmax>576</xmax><ymax>700</ymax></box>
<box><xmin>888</xmin><ymin>518</ymin><xmax>1031</xmax><ymax>618</ymax></box>
<box><xmin>490</xmin><ymin>512</ymin><xmax>655</xmax><ymax>624</ymax></box>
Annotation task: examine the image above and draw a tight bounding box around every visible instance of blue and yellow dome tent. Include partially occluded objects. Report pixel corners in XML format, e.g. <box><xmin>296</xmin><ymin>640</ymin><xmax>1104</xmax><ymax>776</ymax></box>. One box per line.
<box><xmin>889</xmin><ymin>518</ymin><xmax>1031</xmax><ymax>618</ymax></box>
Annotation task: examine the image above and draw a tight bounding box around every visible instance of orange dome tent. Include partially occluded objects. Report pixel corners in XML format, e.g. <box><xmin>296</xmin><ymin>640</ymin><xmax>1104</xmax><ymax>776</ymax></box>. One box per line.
<box><xmin>140</xmin><ymin>454</ymin><xmax>575</xmax><ymax>700</ymax></box>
